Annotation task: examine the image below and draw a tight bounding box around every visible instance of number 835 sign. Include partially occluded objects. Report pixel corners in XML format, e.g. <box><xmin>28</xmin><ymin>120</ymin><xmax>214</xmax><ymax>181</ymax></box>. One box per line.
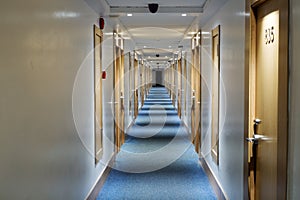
<box><xmin>265</xmin><ymin>26</ymin><xmax>275</xmax><ymax>45</ymax></box>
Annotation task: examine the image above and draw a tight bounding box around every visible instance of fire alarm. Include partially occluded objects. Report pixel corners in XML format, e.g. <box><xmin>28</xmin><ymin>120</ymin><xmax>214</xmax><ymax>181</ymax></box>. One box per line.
<box><xmin>99</xmin><ymin>17</ymin><xmax>105</xmax><ymax>29</ymax></box>
<box><xmin>102</xmin><ymin>71</ymin><xmax>106</xmax><ymax>79</ymax></box>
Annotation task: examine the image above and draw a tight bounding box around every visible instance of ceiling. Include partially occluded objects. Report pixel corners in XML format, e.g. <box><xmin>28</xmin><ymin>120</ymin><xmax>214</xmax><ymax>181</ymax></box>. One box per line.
<box><xmin>105</xmin><ymin>0</ymin><xmax>207</xmax><ymax>7</ymax></box>
<box><xmin>85</xmin><ymin>0</ymin><xmax>228</xmax><ymax>69</ymax></box>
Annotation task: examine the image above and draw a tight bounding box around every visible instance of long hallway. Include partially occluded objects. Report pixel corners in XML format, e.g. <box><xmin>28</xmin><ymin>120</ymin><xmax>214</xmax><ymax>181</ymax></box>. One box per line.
<box><xmin>2</xmin><ymin>0</ymin><xmax>300</xmax><ymax>199</ymax></box>
<box><xmin>97</xmin><ymin>87</ymin><xmax>216</xmax><ymax>199</ymax></box>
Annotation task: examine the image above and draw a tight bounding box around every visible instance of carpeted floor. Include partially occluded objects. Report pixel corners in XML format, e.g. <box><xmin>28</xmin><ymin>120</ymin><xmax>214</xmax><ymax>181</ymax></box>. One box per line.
<box><xmin>96</xmin><ymin>87</ymin><xmax>216</xmax><ymax>200</ymax></box>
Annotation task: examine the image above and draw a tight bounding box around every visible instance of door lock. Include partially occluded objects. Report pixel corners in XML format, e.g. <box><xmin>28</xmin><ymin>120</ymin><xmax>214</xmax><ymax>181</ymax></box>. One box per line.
<box><xmin>253</xmin><ymin>118</ymin><xmax>261</xmax><ymax>135</ymax></box>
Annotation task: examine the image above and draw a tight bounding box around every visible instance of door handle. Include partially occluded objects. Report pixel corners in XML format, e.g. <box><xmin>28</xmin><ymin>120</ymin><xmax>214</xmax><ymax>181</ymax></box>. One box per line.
<box><xmin>246</xmin><ymin>118</ymin><xmax>263</xmax><ymax>184</ymax></box>
<box><xmin>246</xmin><ymin>134</ymin><xmax>266</xmax><ymax>143</ymax></box>
<box><xmin>120</xmin><ymin>96</ymin><xmax>124</xmax><ymax>110</ymax></box>
<box><xmin>191</xmin><ymin>96</ymin><xmax>195</xmax><ymax>110</ymax></box>
<box><xmin>108</xmin><ymin>102</ymin><xmax>118</xmax><ymax>104</ymax></box>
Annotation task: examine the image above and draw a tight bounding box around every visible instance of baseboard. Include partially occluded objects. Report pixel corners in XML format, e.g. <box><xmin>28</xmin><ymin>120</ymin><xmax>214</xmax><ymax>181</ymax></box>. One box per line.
<box><xmin>199</xmin><ymin>157</ymin><xmax>228</xmax><ymax>200</ymax></box>
<box><xmin>86</xmin><ymin>153</ymin><xmax>116</xmax><ymax>200</ymax></box>
<box><xmin>87</xmin><ymin>115</ymin><xmax>134</xmax><ymax>200</ymax></box>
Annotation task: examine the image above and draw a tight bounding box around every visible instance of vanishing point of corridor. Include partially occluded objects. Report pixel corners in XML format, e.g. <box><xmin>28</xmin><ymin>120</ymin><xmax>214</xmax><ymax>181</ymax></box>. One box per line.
<box><xmin>2</xmin><ymin>0</ymin><xmax>300</xmax><ymax>199</ymax></box>
<box><xmin>97</xmin><ymin>87</ymin><xmax>216</xmax><ymax>199</ymax></box>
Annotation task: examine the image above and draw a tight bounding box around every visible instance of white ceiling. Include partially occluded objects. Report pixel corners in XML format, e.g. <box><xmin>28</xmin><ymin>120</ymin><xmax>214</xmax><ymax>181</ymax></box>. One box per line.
<box><xmin>105</xmin><ymin>0</ymin><xmax>207</xmax><ymax>7</ymax></box>
<box><xmin>93</xmin><ymin>0</ymin><xmax>227</xmax><ymax>68</ymax></box>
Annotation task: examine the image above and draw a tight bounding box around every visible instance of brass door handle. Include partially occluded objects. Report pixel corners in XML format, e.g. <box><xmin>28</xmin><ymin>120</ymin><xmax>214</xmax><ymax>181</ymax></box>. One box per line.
<box><xmin>120</xmin><ymin>96</ymin><xmax>124</xmax><ymax>110</ymax></box>
<box><xmin>191</xmin><ymin>96</ymin><xmax>195</xmax><ymax>110</ymax></box>
<box><xmin>246</xmin><ymin>134</ymin><xmax>266</xmax><ymax>143</ymax></box>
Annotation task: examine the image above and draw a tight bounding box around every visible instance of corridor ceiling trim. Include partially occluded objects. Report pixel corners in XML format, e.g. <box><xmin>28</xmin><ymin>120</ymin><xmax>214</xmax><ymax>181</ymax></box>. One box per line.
<box><xmin>92</xmin><ymin>0</ymin><xmax>227</xmax><ymax>68</ymax></box>
<box><xmin>110</xmin><ymin>6</ymin><xmax>204</xmax><ymax>14</ymax></box>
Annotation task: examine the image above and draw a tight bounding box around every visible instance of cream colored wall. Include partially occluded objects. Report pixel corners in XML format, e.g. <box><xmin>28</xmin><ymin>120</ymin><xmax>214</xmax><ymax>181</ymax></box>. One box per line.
<box><xmin>289</xmin><ymin>0</ymin><xmax>300</xmax><ymax>199</ymax></box>
<box><xmin>200</xmin><ymin>0</ymin><xmax>245</xmax><ymax>199</ymax></box>
<box><xmin>0</xmin><ymin>0</ymin><xmax>115</xmax><ymax>199</ymax></box>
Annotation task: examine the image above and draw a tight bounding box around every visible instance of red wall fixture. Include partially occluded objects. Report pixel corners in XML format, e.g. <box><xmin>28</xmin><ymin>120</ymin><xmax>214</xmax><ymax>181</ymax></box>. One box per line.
<box><xmin>99</xmin><ymin>17</ymin><xmax>105</xmax><ymax>29</ymax></box>
<box><xmin>102</xmin><ymin>71</ymin><xmax>106</xmax><ymax>79</ymax></box>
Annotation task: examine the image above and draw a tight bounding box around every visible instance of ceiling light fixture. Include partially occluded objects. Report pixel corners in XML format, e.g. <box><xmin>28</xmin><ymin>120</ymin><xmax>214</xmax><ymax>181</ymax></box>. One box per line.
<box><xmin>182</xmin><ymin>13</ymin><xmax>187</xmax><ymax>17</ymax></box>
<box><xmin>127</xmin><ymin>13</ymin><xmax>133</xmax><ymax>16</ymax></box>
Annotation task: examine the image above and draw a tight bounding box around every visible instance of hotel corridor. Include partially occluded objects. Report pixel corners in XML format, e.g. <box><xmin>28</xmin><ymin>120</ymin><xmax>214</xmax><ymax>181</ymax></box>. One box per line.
<box><xmin>1</xmin><ymin>0</ymin><xmax>300</xmax><ymax>199</ymax></box>
<box><xmin>96</xmin><ymin>87</ymin><xmax>216</xmax><ymax>199</ymax></box>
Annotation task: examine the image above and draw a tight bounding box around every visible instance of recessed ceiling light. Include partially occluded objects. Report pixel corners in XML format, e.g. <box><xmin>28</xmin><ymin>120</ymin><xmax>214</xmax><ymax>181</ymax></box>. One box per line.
<box><xmin>144</xmin><ymin>46</ymin><xmax>147</xmax><ymax>48</ymax></box>
<box><xmin>182</xmin><ymin>13</ymin><xmax>187</xmax><ymax>17</ymax></box>
<box><xmin>127</xmin><ymin>13</ymin><xmax>133</xmax><ymax>16</ymax></box>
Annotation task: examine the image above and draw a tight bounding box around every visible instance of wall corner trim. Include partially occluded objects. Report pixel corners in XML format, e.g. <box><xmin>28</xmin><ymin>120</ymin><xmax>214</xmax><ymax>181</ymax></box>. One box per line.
<box><xmin>85</xmin><ymin>153</ymin><xmax>116</xmax><ymax>200</ymax></box>
<box><xmin>199</xmin><ymin>157</ymin><xmax>228</xmax><ymax>200</ymax></box>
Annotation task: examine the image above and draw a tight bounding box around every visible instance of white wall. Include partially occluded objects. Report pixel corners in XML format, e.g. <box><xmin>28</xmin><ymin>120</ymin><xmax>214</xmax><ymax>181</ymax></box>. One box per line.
<box><xmin>155</xmin><ymin>71</ymin><xmax>164</xmax><ymax>86</ymax></box>
<box><xmin>200</xmin><ymin>0</ymin><xmax>245</xmax><ymax>199</ymax></box>
<box><xmin>152</xmin><ymin>70</ymin><xmax>156</xmax><ymax>85</ymax></box>
<box><xmin>288</xmin><ymin>0</ymin><xmax>300</xmax><ymax>199</ymax></box>
<box><xmin>0</xmin><ymin>0</ymin><xmax>115</xmax><ymax>199</ymax></box>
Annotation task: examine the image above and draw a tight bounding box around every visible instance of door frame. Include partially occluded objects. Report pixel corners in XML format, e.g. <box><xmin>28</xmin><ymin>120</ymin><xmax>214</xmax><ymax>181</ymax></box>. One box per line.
<box><xmin>113</xmin><ymin>32</ymin><xmax>125</xmax><ymax>152</ymax></box>
<box><xmin>177</xmin><ymin>58</ymin><xmax>182</xmax><ymax>118</ymax></box>
<box><xmin>134</xmin><ymin>56</ymin><xmax>139</xmax><ymax>118</ymax></box>
<box><xmin>211</xmin><ymin>26</ymin><xmax>220</xmax><ymax>164</ymax></box>
<box><xmin>243</xmin><ymin>0</ymin><xmax>289</xmax><ymax>199</ymax></box>
<box><xmin>93</xmin><ymin>25</ymin><xmax>103</xmax><ymax>164</ymax></box>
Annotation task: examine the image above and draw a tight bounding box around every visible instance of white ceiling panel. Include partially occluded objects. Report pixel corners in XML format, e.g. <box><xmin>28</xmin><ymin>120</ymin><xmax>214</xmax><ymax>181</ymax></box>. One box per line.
<box><xmin>119</xmin><ymin>14</ymin><xmax>196</xmax><ymax>29</ymax></box>
<box><xmin>105</xmin><ymin>0</ymin><xmax>207</xmax><ymax>7</ymax></box>
<box><xmin>120</xmin><ymin>14</ymin><xmax>196</xmax><ymax>51</ymax></box>
<box><xmin>99</xmin><ymin>0</ymin><xmax>227</xmax><ymax>67</ymax></box>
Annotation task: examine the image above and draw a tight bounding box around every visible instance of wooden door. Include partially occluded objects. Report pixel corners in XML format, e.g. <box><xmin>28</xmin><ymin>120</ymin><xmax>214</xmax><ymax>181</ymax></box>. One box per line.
<box><xmin>255</xmin><ymin>10</ymin><xmax>279</xmax><ymax>199</ymax></box>
<box><xmin>172</xmin><ymin>64</ymin><xmax>176</xmax><ymax>106</ymax></box>
<box><xmin>191</xmin><ymin>32</ymin><xmax>201</xmax><ymax>153</ymax></box>
<box><xmin>140</xmin><ymin>64</ymin><xmax>145</xmax><ymax>107</ymax></box>
<box><xmin>129</xmin><ymin>53</ymin><xmax>133</xmax><ymax>119</ymax></box>
<box><xmin>114</xmin><ymin>43</ymin><xmax>125</xmax><ymax>152</ymax></box>
<box><xmin>183</xmin><ymin>55</ymin><xmax>187</xmax><ymax>116</ymax></box>
<box><xmin>94</xmin><ymin>25</ymin><xmax>103</xmax><ymax>163</ymax></box>
<box><xmin>211</xmin><ymin>26</ymin><xmax>220</xmax><ymax>163</ymax></box>
<box><xmin>191</xmin><ymin>48</ymin><xmax>196</xmax><ymax>143</ymax></box>
<box><xmin>194</xmin><ymin>44</ymin><xmax>201</xmax><ymax>154</ymax></box>
<box><xmin>246</xmin><ymin>0</ymin><xmax>288</xmax><ymax>199</ymax></box>
<box><xmin>114</xmin><ymin>46</ymin><xmax>121</xmax><ymax>152</ymax></box>
<box><xmin>134</xmin><ymin>58</ymin><xmax>139</xmax><ymax>118</ymax></box>
<box><xmin>120</xmin><ymin>50</ymin><xmax>125</xmax><ymax>145</ymax></box>
<box><xmin>177</xmin><ymin>59</ymin><xmax>182</xmax><ymax>118</ymax></box>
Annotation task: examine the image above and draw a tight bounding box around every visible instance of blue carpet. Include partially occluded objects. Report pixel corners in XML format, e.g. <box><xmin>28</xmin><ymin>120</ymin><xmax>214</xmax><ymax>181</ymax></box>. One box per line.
<box><xmin>96</xmin><ymin>87</ymin><xmax>216</xmax><ymax>200</ymax></box>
